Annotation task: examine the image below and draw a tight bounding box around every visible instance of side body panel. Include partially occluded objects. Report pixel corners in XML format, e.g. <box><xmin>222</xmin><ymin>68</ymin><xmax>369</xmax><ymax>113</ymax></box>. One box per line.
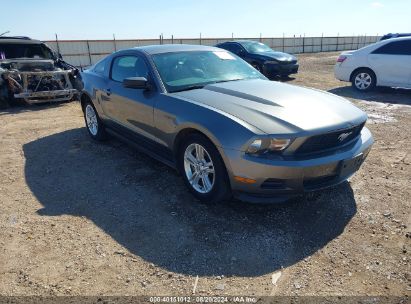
<box><xmin>368</xmin><ymin>53</ymin><xmax>411</xmax><ymax>86</ymax></box>
<box><xmin>153</xmin><ymin>93</ymin><xmax>263</xmax><ymax>178</ymax></box>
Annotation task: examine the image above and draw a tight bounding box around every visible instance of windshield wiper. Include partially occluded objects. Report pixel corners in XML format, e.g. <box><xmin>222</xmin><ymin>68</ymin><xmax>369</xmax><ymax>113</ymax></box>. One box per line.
<box><xmin>169</xmin><ymin>84</ymin><xmax>205</xmax><ymax>93</ymax></box>
<box><xmin>213</xmin><ymin>78</ymin><xmax>244</xmax><ymax>84</ymax></box>
<box><xmin>169</xmin><ymin>78</ymin><xmax>248</xmax><ymax>93</ymax></box>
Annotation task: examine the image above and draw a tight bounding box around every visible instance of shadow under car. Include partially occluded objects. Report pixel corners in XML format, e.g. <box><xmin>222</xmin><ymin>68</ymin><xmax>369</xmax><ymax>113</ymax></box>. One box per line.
<box><xmin>329</xmin><ymin>86</ymin><xmax>411</xmax><ymax>106</ymax></box>
<box><xmin>24</xmin><ymin>128</ymin><xmax>357</xmax><ymax>277</ymax></box>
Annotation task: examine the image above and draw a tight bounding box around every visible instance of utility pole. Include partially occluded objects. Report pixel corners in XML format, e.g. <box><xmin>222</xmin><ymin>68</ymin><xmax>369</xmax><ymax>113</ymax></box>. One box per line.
<box><xmin>55</xmin><ymin>33</ymin><xmax>61</xmax><ymax>55</ymax></box>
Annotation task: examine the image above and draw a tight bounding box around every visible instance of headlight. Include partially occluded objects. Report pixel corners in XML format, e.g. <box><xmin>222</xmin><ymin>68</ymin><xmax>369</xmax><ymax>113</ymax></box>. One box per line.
<box><xmin>246</xmin><ymin>138</ymin><xmax>291</xmax><ymax>154</ymax></box>
<box><xmin>264</xmin><ymin>60</ymin><xmax>279</xmax><ymax>65</ymax></box>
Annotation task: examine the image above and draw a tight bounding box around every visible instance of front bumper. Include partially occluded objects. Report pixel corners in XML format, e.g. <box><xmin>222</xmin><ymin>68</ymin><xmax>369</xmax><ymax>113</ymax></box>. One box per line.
<box><xmin>224</xmin><ymin>127</ymin><xmax>374</xmax><ymax>203</ymax></box>
<box><xmin>14</xmin><ymin>89</ymin><xmax>77</xmax><ymax>104</ymax></box>
<box><xmin>263</xmin><ymin>62</ymin><xmax>299</xmax><ymax>78</ymax></box>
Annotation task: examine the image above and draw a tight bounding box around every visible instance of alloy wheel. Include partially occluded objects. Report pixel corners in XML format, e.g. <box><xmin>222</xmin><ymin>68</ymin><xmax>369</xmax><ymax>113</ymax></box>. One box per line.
<box><xmin>85</xmin><ymin>104</ymin><xmax>98</xmax><ymax>136</ymax></box>
<box><xmin>183</xmin><ymin>143</ymin><xmax>215</xmax><ymax>194</ymax></box>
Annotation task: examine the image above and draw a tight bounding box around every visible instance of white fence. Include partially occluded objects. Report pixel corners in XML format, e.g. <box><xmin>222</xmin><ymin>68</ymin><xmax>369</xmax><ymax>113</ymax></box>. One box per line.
<box><xmin>45</xmin><ymin>35</ymin><xmax>381</xmax><ymax>68</ymax></box>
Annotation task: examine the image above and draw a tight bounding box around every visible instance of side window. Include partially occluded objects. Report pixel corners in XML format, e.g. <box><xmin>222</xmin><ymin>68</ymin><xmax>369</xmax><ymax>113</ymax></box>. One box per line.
<box><xmin>372</xmin><ymin>41</ymin><xmax>411</xmax><ymax>55</ymax></box>
<box><xmin>111</xmin><ymin>55</ymin><xmax>149</xmax><ymax>82</ymax></box>
<box><xmin>221</xmin><ymin>43</ymin><xmax>234</xmax><ymax>52</ymax></box>
<box><xmin>93</xmin><ymin>58</ymin><xmax>107</xmax><ymax>75</ymax></box>
<box><xmin>223</xmin><ymin>43</ymin><xmax>243</xmax><ymax>55</ymax></box>
<box><xmin>229</xmin><ymin>44</ymin><xmax>244</xmax><ymax>55</ymax></box>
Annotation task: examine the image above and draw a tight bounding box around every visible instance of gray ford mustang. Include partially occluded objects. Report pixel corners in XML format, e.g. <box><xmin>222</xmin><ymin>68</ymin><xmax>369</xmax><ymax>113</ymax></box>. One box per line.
<box><xmin>80</xmin><ymin>44</ymin><xmax>373</xmax><ymax>203</ymax></box>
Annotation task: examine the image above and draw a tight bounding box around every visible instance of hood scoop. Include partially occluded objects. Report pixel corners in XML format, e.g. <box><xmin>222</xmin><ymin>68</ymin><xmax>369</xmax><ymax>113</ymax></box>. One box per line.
<box><xmin>205</xmin><ymin>85</ymin><xmax>282</xmax><ymax>107</ymax></box>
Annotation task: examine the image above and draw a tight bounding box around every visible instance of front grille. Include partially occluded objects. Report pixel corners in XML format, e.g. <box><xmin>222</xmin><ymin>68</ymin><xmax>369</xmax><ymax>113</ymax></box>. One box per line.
<box><xmin>261</xmin><ymin>178</ymin><xmax>286</xmax><ymax>190</ymax></box>
<box><xmin>296</xmin><ymin>122</ymin><xmax>365</xmax><ymax>155</ymax></box>
<box><xmin>303</xmin><ymin>174</ymin><xmax>338</xmax><ymax>190</ymax></box>
<box><xmin>279</xmin><ymin>60</ymin><xmax>297</xmax><ymax>65</ymax></box>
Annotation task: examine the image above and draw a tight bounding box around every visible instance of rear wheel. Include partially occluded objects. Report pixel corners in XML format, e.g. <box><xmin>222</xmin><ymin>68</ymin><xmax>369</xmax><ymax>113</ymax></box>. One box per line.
<box><xmin>178</xmin><ymin>134</ymin><xmax>231</xmax><ymax>203</ymax></box>
<box><xmin>83</xmin><ymin>101</ymin><xmax>107</xmax><ymax>141</ymax></box>
<box><xmin>351</xmin><ymin>69</ymin><xmax>376</xmax><ymax>92</ymax></box>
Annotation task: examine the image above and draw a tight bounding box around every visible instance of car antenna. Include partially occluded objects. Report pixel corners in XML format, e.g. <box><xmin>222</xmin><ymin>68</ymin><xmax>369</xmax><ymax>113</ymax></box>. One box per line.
<box><xmin>0</xmin><ymin>31</ymin><xmax>10</xmax><ymax>37</ymax></box>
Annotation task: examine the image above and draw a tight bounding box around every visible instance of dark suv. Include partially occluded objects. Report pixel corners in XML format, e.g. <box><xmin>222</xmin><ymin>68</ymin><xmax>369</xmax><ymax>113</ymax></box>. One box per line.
<box><xmin>215</xmin><ymin>40</ymin><xmax>298</xmax><ymax>79</ymax></box>
<box><xmin>0</xmin><ymin>36</ymin><xmax>81</xmax><ymax>107</ymax></box>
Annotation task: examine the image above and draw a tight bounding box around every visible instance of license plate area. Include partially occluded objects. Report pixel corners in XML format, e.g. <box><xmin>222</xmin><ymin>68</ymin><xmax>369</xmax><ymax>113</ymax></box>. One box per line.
<box><xmin>340</xmin><ymin>153</ymin><xmax>364</xmax><ymax>176</ymax></box>
<box><xmin>304</xmin><ymin>162</ymin><xmax>339</xmax><ymax>179</ymax></box>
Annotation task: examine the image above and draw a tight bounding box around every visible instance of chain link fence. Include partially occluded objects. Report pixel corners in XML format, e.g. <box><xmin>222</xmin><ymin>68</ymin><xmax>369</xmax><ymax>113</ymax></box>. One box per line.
<box><xmin>45</xmin><ymin>35</ymin><xmax>381</xmax><ymax>68</ymax></box>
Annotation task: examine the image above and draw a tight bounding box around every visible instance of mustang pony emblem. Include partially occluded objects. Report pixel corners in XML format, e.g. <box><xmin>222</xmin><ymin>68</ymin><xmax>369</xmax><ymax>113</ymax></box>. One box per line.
<box><xmin>338</xmin><ymin>132</ymin><xmax>353</xmax><ymax>142</ymax></box>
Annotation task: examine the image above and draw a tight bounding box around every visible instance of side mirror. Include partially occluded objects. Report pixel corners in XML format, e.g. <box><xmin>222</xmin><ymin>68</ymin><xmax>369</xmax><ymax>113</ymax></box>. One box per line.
<box><xmin>123</xmin><ymin>77</ymin><xmax>148</xmax><ymax>89</ymax></box>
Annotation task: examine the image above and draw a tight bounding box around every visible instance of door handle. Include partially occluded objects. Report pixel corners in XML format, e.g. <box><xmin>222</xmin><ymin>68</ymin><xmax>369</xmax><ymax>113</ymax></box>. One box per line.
<box><xmin>104</xmin><ymin>88</ymin><xmax>111</xmax><ymax>96</ymax></box>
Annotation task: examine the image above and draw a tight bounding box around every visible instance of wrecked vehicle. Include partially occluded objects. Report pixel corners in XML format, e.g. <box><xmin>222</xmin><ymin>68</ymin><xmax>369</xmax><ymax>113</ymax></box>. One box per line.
<box><xmin>0</xmin><ymin>36</ymin><xmax>82</xmax><ymax>107</ymax></box>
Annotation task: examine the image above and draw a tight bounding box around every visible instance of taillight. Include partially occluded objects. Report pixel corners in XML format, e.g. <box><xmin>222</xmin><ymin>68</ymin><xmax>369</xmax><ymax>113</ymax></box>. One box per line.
<box><xmin>337</xmin><ymin>55</ymin><xmax>347</xmax><ymax>63</ymax></box>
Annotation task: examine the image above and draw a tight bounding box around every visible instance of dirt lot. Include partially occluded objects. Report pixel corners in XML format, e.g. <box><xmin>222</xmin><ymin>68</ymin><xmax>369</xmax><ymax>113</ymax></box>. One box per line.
<box><xmin>0</xmin><ymin>52</ymin><xmax>410</xmax><ymax>298</ymax></box>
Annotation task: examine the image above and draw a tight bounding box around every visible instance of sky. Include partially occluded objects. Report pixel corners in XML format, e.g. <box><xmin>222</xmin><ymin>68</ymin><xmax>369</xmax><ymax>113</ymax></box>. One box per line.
<box><xmin>1</xmin><ymin>0</ymin><xmax>410</xmax><ymax>40</ymax></box>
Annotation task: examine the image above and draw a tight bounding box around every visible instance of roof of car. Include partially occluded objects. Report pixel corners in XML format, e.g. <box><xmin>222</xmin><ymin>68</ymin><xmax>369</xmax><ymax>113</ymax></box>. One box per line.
<box><xmin>0</xmin><ymin>37</ymin><xmax>42</xmax><ymax>44</ymax></box>
<box><xmin>383</xmin><ymin>36</ymin><xmax>411</xmax><ymax>41</ymax></box>
<box><xmin>221</xmin><ymin>40</ymin><xmax>259</xmax><ymax>45</ymax></box>
<box><xmin>374</xmin><ymin>36</ymin><xmax>411</xmax><ymax>45</ymax></box>
<box><xmin>135</xmin><ymin>44</ymin><xmax>222</xmax><ymax>54</ymax></box>
<box><xmin>381</xmin><ymin>33</ymin><xmax>411</xmax><ymax>39</ymax></box>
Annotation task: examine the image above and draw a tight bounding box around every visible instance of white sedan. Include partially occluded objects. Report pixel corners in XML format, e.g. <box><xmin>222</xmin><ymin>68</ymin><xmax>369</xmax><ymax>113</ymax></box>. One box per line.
<box><xmin>334</xmin><ymin>37</ymin><xmax>411</xmax><ymax>91</ymax></box>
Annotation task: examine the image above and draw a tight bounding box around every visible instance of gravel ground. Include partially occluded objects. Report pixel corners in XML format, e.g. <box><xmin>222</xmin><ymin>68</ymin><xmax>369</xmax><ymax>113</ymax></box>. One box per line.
<box><xmin>0</xmin><ymin>52</ymin><xmax>410</xmax><ymax>298</ymax></box>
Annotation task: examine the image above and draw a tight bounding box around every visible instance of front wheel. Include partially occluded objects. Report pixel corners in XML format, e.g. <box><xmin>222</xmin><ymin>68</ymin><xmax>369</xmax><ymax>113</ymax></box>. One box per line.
<box><xmin>83</xmin><ymin>102</ymin><xmax>107</xmax><ymax>141</ymax></box>
<box><xmin>351</xmin><ymin>69</ymin><xmax>376</xmax><ymax>92</ymax></box>
<box><xmin>178</xmin><ymin>134</ymin><xmax>231</xmax><ymax>203</ymax></box>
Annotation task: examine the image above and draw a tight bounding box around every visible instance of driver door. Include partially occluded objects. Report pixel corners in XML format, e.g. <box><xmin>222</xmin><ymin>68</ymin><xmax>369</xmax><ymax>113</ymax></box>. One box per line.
<box><xmin>369</xmin><ymin>40</ymin><xmax>411</xmax><ymax>86</ymax></box>
<box><xmin>102</xmin><ymin>54</ymin><xmax>156</xmax><ymax>141</ymax></box>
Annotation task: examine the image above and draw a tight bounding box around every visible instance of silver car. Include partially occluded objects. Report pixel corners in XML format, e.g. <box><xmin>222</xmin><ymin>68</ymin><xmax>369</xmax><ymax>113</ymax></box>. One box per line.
<box><xmin>80</xmin><ymin>45</ymin><xmax>373</xmax><ymax>203</ymax></box>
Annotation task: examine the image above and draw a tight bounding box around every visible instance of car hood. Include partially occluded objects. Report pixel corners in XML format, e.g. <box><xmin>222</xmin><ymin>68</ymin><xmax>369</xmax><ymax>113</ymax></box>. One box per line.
<box><xmin>258</xmin><ymin>51</ymin><xmax>297</xmax><ymax>62</ymax></box>
<box><xmin>173</xmin><ymin>79</ymin><xmax>367</xmax><ymax>135</ymax></box>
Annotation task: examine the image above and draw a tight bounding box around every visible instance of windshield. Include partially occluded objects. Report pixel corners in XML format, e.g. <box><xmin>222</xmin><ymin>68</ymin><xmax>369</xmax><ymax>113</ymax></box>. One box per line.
<box><xmin>152</xmin><ymin>51</ymin><xmax>266</xmax><ymax>93</ymax></box>
<box><xmin>241</xmin><ymin>41</ymin><xmax>273</xmax><ymax>53</ymax></box>
<box><xmin>0</xmin><ymin>43</ymin><xmax>54</xmax><ymax>60</ymax></box>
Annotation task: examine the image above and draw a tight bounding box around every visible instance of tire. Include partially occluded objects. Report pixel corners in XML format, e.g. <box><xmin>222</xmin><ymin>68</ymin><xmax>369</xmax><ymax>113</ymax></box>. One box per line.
<box><xmin>83</xmin><ymin>101</ymin><xmax>107</xmax><ymax>141</ymax></box>
<box><xmin>178</xmin><ymin>133</ymin><xmax>231</xmax><ymax>203</ymax></box>
<box><xmin>351</xmin><ymin>68</ymin><xmax>376</xmax><ymax>92</ymax></box>
<box><xmin>0</xmin><ymin>83</ymin><xmax>20</xmax><ymax>108</ymax></box>
<box><xmin>0</xmin><ymin>93</ymin><xmax>10</xmax><ymax>109</ymax></box>
<box><xmin>0</xmin><ymin>92</ymin><xmax>25</xmax><ymax>108</ymax></box>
